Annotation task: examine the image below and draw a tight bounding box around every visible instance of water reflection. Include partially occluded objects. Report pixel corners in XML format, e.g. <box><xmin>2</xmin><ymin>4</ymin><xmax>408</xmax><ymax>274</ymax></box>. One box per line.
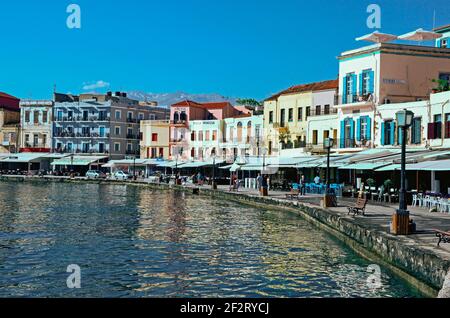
<box><xmin>0</xmin><ymin>182</ymin><xmax>423</xmax><ymax>298</ymax></box>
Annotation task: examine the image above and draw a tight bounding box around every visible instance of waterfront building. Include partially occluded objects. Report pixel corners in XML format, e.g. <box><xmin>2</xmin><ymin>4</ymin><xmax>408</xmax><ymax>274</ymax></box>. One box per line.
<box><xmin>140</xmin><ymin>120</ymin><xmax>170</xmax><ymax>159</ymax></box>
<box><xmin>0</xmin><ymin>92</ymin><xmax>20</xmax><ymax>153</ymax></box>
<box><xmin>19</xmin><ymin>100</ymin><xmax>54</xmax><ymax>153</ymax></box>
<box><xmin>53</xmin><ymin>92</ymin><xmax>160</xmax><ymax>160</ymax></box>
<box><xmin>189</xmin><ymin>119</ymin><xmax>223</xmax><ymax>160</ymax></box>
<box><xmin>169</xmin><ymin>100</ymin><xmax>240</xmax><ymax>160</ymax></box>
<box><xmin>221</xmin><ymin>113</ymin><xmax>264</xmax><ymax>161</ymax></box>
<box><xmin>263</xmin><ymin>80</ymin><xmax>338</xmax><ymax>156</ymax></box>
<box><xmin>336</xmin><ymin>39</ymin><xmax>450</xmax><ymax>151</ymax></box>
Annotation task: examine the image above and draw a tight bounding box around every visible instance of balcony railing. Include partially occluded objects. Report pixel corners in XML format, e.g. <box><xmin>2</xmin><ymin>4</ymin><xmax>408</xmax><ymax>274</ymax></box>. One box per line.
<box><xmin>335</xmin><ymin>94</ymin><xmax>374</xmax><ymax>105</ymax></box>
<box><xmin>170</xmin><ymin>120</ymin><xmax>188</xmax><ymax>126</ymax></box>
<box><xmin>55</xmin><ymin>116</ymin><xmax>110</xmax><ymax>122</ymax></box>
<box><xmin>55</xmin><ymin>132</ymin><xmax>110</xmax><ymax>138</ymax></box>
<box><xmin>308</xmin><ymin>108</ymin><xmax>338</xmax><ymax>117</ymax></box>
<box><xmin>54</xmin><ymin>148</ymin><xmax>110</xmax><ymax>155</ymax></box>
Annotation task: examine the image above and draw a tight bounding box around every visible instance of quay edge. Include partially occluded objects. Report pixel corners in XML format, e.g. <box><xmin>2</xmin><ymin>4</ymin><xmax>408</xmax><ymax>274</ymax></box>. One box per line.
<box><xmin>0</xmin><ymin>175</ymin><xmax>447</xmax><ymax>298</ymax></box>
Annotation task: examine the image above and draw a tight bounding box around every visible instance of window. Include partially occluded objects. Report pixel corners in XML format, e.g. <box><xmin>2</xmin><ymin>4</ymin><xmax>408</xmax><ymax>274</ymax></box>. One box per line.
<box><xmin>411</xmin><ymin>117</ymin><xmax>422</xmax><ymax>144</ymax></box>
<box><xmin>114</xmin><ymin>143</ymin><xmax>120</xmax><ymax>152</ymax></box>
<box><xmin>198</xmin><ymin>131</ymin><xmax>203</xmax><ymax>141</ymax></box>
<box><xmin>151</xmin><ymin>148</ymin><xmax>157</xmax><ymax>158</ymax></box>
<box><xmin>115</xmin><ymin>111</ymin><xmax>121</xmax><ymax>120</ymax></box>
<box><xmin>439</xmin><ymin>73</ymin><xmax>450</xmax><ymax>90</ymax></box>
<box><xmin>382</xmin><ymin>120</ymin><xmax>395</xmax><ymax>145</ymax></box>
<box><xmin>42</xmin><ymin>134</ymin><xmax>47</xmax><ymax>146</ymax></box>
<box><xmin>212</xmin><ymin>130</ymin><xmax>217</xmax><ymax>141</ymax></box>
<box><xmin>34</xmin><ymin>111</ymin><xmax>39</xmax><ymax>124</ymax></box>
<box><xmin>305</xmin><ymin>107</ymin><xmax>311</xmax><ymax>120</ymax></box>
<box><xmin>288</xmin><ymin>108</ymin><xmax>293</xmax><ymax>122</ymax></box>
<box><xmin>360</xmin><ymin>117</ymin><xmax>368</xmax><ymax>141</ymax></box>
<box><xmin>127</xmin><ymin>143</ymin><xmax>133</xmax><ymax>152</ymax></box>
<box><xmin>149</xmin><ymin>114</ymin><xmax>156</xmax><ymax>120</ymax></box>
<box><xmin>315</xmin><ymin>105</ymin><xmax>321</xmax><ymax>116</ymax></box>
<box><xmin>297</xmin><ymin>107</ymin><xmax>303</xmax><ymax>121</ymax></box>
<box><xmin>25</xmin><ymin>111</ymin><xmax>30</xmax><ymax>123</ymax></box>
<box><xmin>205</xmin><ymin>131</ymin><xmax>210</xmax><ymax>141</ymax></box>
<box><xmin>152</xmin><ymin>133</ymin><xmax>158</xmax><ymax>142</ymax></box>
<box><xmin>280</xmin><ymin>109</ymin><xmax>286</xmax><ymax>127</ymax></box>
<box><xmin>139</xmin><ymin>113</ymin><xmax>144</xmax><ymax>120</ymax></box>
<box><xmin>57</xmin><ymin>110</ymin><xmax>63</xmax><ymax>121</ymax></box>
<box><xmin>361</xmin><ymin>70</ymin><xmax>371</xmax><ymax>95</ymax></box>
<box><xmin>127</xmin><ymin>112</ymin><xmax>133</xmax><ymax>120</ymax></box>
<box><xmin>68</xmin><ymin>111</ymin><xmax>73</xmax><ymax>120</ymax></box>
<box><xmin>345</xmin><ymin>73</ymin><xmax>354</xmax><ymax>101</ymax></box>
<box><xmin>115</xmin><ymin>126</ymin><xmax>121</xmax><ymax>135</ymax></box>
<box><xmin>82</xmin><ymin>110</ymin><xmax>89</xmax><ymax>121</ymax></box>
<box><xmin>237</xmin><ymin>122</ymin><xmax>243</xmax><ymax>142</ymax></box>
<box><xmin>127</xmin><ymin>128</ymin><xmax>133</xmax><ymax>137</ymax></box>
<box><xmin>312</xmin><ymin>130</ymin><xmax>318</xmax><ymax>145</ymax></box>
<box><xmin>99</xmin><ymin>143</ymin><xmax>105</xmax><ymax>153</ymax></box>
<box><xmin>269</xmin><ymin>111</ymin><xmax>274</xmax><ymax>124</ymax></box>
<box><xmin>324</xmin><ymin>105</ymin><xmax>330</xmax><ymax>115</ymax></box>
<box><xmin>42</xmin><ymin>111</ymin><xmax>48</xmax><ymax>123</ymax></box>
<box><xmin>33</xmin><ymin>134</ymin><xmax>38</xmax><ymax>146</ymax></box>
<box><xmin>191</xmin><ymin>131</ymin><xmax>196</xmax><ymax>141</ymax></box>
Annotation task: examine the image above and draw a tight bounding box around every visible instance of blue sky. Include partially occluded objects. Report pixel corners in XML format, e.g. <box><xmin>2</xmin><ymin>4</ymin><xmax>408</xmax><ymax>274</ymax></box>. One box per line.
<box><xmin>0</xmin><ymin>0</ymin><xmax>449</xmax><ymax>100</ymax></box>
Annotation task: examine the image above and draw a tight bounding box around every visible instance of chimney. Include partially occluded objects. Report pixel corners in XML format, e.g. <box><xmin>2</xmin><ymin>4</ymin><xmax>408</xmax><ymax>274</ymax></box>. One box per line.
<box><xmin>122</xmin><ymin>92</ymin><xmax>127</xmax><ymax>98</ymax></box>
<box><xmin>115</xmin><ymin>91</ymin><xmax>121</xmax><ymax>97</ymax></box>
<box><xmin>106</xmin><ymin>91</ymin><xmax>112</xmax><ymax>97</ymax></box>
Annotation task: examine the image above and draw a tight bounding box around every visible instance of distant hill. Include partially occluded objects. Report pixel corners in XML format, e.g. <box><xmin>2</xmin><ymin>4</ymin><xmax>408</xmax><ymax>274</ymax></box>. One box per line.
<box><xmin>127</xmin><ymin>91</ymin><xmax>237</xmax><ymax>107</ymax></box>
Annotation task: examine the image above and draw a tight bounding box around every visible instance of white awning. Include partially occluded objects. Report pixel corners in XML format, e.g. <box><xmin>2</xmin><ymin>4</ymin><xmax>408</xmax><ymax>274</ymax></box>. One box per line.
<box><xmin>0</xmin><ymin>153</ymin><xmax>56</xmax><ymax>163</ymax></box>
<box><xmin>406</xmin><ymin>159</ymin><xmax>450</xmax><ymax>171</ymax></box>
<box><xmin>51</xmin><ymin>155</ymin><xmax>108</xmax><ymax>166</ymax></box>
<box><xmin>339</xmin><ymin>162</ymin><xmax>390</xmax><ymax>170</ymax></box>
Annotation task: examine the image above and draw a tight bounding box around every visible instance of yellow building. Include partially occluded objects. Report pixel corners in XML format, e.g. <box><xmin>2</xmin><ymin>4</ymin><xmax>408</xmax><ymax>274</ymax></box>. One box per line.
<box><xmin>140</xmin><ymin>120</ymin><xmax>171</xmax><ymax>159</ymax></box>
<box><xmin>263</xmin><ymin>80</ymin><xmax>338</xmax><ymax>156</ymax></box>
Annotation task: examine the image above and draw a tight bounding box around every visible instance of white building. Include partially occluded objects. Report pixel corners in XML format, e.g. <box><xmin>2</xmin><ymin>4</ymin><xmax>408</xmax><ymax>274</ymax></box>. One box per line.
<box><xmin>19</xmin><ymin>100</ymin><xmax>54</xmax><ymax>152</ymax></box>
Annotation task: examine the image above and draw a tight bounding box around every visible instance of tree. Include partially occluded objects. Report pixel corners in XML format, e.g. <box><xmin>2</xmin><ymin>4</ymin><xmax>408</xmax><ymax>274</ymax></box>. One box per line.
<box><xmin>236</xmin><ymin>98</ymin><xmax>261</xmax><ymax>107</ymax></box>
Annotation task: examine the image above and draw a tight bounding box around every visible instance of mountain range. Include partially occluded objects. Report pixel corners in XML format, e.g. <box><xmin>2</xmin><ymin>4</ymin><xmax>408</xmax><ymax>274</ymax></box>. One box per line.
<box><xmin>127</xmin><ymin>91</ymin><xmax>238</xmax><ymax>107</ymax></box>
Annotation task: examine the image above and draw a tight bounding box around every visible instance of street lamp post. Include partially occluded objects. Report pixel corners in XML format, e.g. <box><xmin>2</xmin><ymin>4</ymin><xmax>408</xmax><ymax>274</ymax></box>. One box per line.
<box><xmin>211</xmin><ymin>149</ymin><xmax>217</xmax><ymax>190</ymax></box>
<box><xmin>70</xmin><ymin>153</ymin><xmax>74</xmax><ymax>179</ymax></box>
<box><xmin>323</xmin><ymin>138</ymin><xmax>337</xmax><ymax>207</ymax></box>
<box><xmin>392</xmin><ymin>109</ymin><xmax>414</xmax><ymax>235</ymax></box>
<box><xmin>261</xmin><ymin>148</ymin><xmax>268</xmax><ymax>197</ymax></box>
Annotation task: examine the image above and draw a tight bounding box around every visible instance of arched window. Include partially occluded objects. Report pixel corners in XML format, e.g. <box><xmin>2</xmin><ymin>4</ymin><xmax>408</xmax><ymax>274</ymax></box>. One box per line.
<box><xmin>237</xmin><ymin>122</ymin><xmax>243</xmax><ymax>142</ymax></box>
<box><xmin>173</xmin><ymin>112</ymin><xmax>179</xmax><ymax>123</ymax></box>
<box><xmin>247</xmin><ymin>121</ymin><xmax>252</xmax><ymax>143</ymax></box>
<box><xmin>180</xmin><ymin>111</ymin><xmax>187</xmax><ymax>122</ymax></box>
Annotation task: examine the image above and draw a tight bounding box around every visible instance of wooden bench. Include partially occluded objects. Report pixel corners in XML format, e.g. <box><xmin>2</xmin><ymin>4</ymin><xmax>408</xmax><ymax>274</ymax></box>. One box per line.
<box><xmin>434</xmin><ymin>229</ymin><xmax>450</xmax><ymax>247</ymax></box>
<box><xmin>347</xmin><ymin>198</ymin><xmax>368</xmax><ymax>216</ymax></box>
<box><xmin>285</xmin><ymin>189</ymin><xmax>300</xmax><ymax>201</ymax></box>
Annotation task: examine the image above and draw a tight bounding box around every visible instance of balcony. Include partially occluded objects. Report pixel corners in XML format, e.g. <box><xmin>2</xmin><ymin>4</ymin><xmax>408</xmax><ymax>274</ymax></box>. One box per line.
<box><xmin>308</xmin><ymin>108</ymin><xmax>338</xmax><ymax>117</ymax></box>
<box><xmin>126</xmin><ymin>118</ymin><xmax>138</xmax><ymax>123</ymax></box>
<box><xmin>126</xmin><ymin>134</ymin><xmax>138</xmax><ymax>140</ymax></box>
<box><xmin>170</xmin><ymin>120</ymin><xmax>188</xmax><ymax>127</ymax></box>
<box><xmin>55</xmin><ymin>116</ymin><xmax>110</xmax><ymax>123</ymax></box>
<box><xmin>335</xmin><ymin>94</ymin><xmax>375</xmax><ymax>107</ymax></box>
<box><xmin>55</xmin><ymin>132</ymin><xmax>110</xmax><ymax>138</ymax></box>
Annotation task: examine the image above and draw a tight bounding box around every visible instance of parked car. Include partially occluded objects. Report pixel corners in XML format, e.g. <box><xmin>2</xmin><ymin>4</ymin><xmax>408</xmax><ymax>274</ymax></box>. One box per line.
<box><xmin>113</xmin><ymin>170</ymin><xmax>130</xmax><ymax>180</ymax></box>
<box><xmin>86</xmin><ymin>170</ymin><xmax>106</xmax><ymax>179</ymax></box>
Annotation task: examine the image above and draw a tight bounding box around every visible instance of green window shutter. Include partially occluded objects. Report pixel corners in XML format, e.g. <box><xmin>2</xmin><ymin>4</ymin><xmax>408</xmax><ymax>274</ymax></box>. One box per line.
<box><xmin>340</xmin><ymin>120</ymin><xmax>345</xmax><ymax>148</ymax></box>
<box><xmin>380</xmin><ymin>122</ymin><xmax>385</xmax><ymax>146</ymax></box>
<box><xmin>390</xmin><ymin>122</ymin><xmax>396</xmax><ymax>145</ymax></box>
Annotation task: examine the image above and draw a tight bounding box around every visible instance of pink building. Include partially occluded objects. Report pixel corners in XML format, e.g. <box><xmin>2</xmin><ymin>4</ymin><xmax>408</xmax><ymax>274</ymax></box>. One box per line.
<box><xmin>169</xmin><ymin>100</ymin><xmax>239</xmax><ymax>159</ymax></box>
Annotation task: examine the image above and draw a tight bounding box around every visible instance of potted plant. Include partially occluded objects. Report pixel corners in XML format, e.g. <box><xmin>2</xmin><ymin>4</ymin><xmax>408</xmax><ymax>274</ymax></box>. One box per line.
<box><xmin>366</xmin><ymin>178</ymin><xmax>376</xmax><ymax>187</ymax></box>
<box><xmin>384</xmin><ymin>179</ymin><xmax>393</xmax><ymax>192</ymax></box>
<box><xmin>431</xmin><ymin>78</ymin><xmax>450</xmax><ymax>93</ymax></box>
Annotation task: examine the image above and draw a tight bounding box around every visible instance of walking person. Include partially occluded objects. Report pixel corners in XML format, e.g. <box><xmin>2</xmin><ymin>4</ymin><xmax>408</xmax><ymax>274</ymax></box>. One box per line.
<box><xmin>300</xmin><ymin>175</ymin><xmax>306</xmax><ymax>196</ymax></box>
<box><xmin>256</xmin><ymin>173</ymin><xmax>263</xmax><ymax>194</ymax></box>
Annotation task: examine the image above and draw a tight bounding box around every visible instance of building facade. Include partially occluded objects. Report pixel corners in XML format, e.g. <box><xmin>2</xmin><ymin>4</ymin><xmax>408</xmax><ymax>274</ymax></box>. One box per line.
<box><xmin>188</xmin><ymin>119</ymin><xmax>223</xmax><ymax>160</ymax></box>
<box><xmin>221</xmin><ymin>114</ymin><xmax>264</xmax><ymax>161</ymax></box>
<box><xmin>0</xmin><ymin>92</ymin><xmax>20</xmax><ymax>153</ymax></box>
<box><xmin>169</xmin><ymin>100</ymin><xmax>240</xmax><ymax>160</ymax></box>
<box><xmin>263</xmin><ymin>80</ymin><xmax>338</xmax><ymax>156</ymax></box>
<box><xmin>53</xmin><ymin>92</ymin><xmax>154</xmax><ymax>159</ymax></box>
<box><xmin>337</xmin><ymin>41</ymin><xmax>450</xmax><ymax>151</ymax></box>
<box><xmin>140</xmin><ymin>120</ymin><xmax>170</xmax><ymax>159</ymax></box>
<box><xmin>19</xmin><ymin>100</ymin><xmax>54</xmax><ymax>153</ymax></box>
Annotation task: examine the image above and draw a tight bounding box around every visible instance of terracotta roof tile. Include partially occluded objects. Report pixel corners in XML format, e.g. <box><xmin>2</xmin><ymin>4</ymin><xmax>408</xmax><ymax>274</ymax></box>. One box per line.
<box><xmin>265</xmin><ymin>79</ymin><xmax>339</xmax><ymax>101</ymax></box>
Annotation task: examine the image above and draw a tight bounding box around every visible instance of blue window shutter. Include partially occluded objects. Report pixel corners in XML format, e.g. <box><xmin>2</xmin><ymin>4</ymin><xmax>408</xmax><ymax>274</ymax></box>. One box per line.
<box><xmin>437</xmin><ymin>39</ymin><xmax>441</xmax><ymax>48</ymax></box>
<box><xmin>359</xmin><ymin>73</ymin><xmax>364</xmax><ymax>95</ymax></box>
<box><xmin>356</xmin><ymin>118</ymin><xmax>361</xmax><ymax>141</ymax></box>
<box><xmin>350</xmin><ymin>118</ymin><xmax>355</xmax><ymax>141</ymax></box>
<box><xmin>398</xmin><ymin>126</ymin><xmax>403</xmax><ymax>145</ymax></box>
<box><xmin>390</xmin><ymin>121</ymin><xmax>396</xmax><ymax>145</ymax></box>
<box><xmin>381</xmin><ymin>122</ymin><xmax>385</xmax><ymax>145</ymax></box>
<box><xmin>368</xmin><ymin>70</ymin><xmax>375</xmax><ymax>94</ymax></box>
<box><xmin>340</xmin><ymin>120</ymin><xmax>345</xmax><ymax>148</ymax></box>
<box><xmin>351</xmin><ymin>74</ymin><xmax>357</xmax><ymax>101</ymax></box>
<box><xmin>366</xmin><ymin>116</ymin><xmax>372</xmax><ymax>140</ymax></box>
<box><xmin>342</xmin><ymin>76</ymin><xmax>348</xmax><ymax>104</ymax></box>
